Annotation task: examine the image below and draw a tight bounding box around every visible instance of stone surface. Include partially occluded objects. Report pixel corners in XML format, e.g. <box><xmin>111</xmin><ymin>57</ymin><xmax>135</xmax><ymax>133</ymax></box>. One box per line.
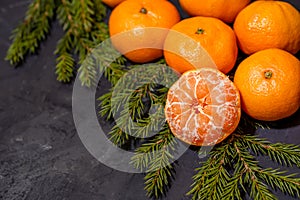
<box><xmin>0</xmin><ymin>0</ymin><xmax>299</xmax><ymax>200</ymax></box>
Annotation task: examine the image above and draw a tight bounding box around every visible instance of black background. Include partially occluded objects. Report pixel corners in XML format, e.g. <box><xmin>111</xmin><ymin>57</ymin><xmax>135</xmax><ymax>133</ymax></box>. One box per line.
<box><xmin>0</xmin><ymin>0</ymin><xmax>299</xmax><ymax>199</ymax></box>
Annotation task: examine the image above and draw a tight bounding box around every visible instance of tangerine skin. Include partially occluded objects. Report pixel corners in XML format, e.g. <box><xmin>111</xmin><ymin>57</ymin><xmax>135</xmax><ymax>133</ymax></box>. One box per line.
<box><xmin>179</xmin><ymin>0</ymin><xmax>250</xmax><ymax>23</ymax></box>
<box><xmin>102</xmin><ymin>0</ymin><xmax>125</xmax><ymax>8</ymax></box>
<box><xmin>234</xmin><ymin>1</ymin><xmax>300</xmax><ymax>55</ymax></box>
<box><xmin>164</xmin><ymin>16</ymin><xmax>238</xmax><ymax>74</ymax></box>
<box><xmin>234</xmin><ymin>48</ymin><xmax>300</xmax><ymax>121</ymax></box>
<box><xmin>109</xmin><ymin>0</ymin><xmax>180</xmax><ymax>63</ymax></box>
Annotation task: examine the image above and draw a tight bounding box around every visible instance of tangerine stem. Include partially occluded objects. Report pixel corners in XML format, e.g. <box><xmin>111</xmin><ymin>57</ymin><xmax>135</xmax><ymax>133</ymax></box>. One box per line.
<box><xmin>264</xmin><ymin>70</ymin><xmax>273</xmax><ymax>79</ymax></box>
<box><xmin>195</xmin><ymin>28</ymin><xmax>205</xmax><ymax>34</ymax></box>
<box><xmin>140</xmin><ymin>7</ymin><xmax>147</xmax><ymax>14</ymax></box>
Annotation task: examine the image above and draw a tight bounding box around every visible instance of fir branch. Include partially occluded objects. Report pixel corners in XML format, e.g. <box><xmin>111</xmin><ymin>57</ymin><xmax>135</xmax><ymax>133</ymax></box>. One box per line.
<box><xmin>104</xmin><ymin>60</ymin><xmax>127</xmax><ymax>86</ymax></box>
<box><xmin>55</xmin><ymin>0</ymin><xmax>110</xmax><ymax>82</ymax></box>
<box><xmin>93</xmin><ymin>0</ymin><xmax>107</xmax><ymax>22</ymax></box>
<box><xmin>77</xmin><ymin>50</ymin><xmax>98</xmax><ymax>87</ymax></box>
<box><xmin>257</xmin><ymin>168</ymin><xmax>300</xmax><ymax>198</ymax></box>
<box><xmin>74</xmin><ymin>0</ymin><xmax>94</xmax><ymax>33</ymax></box>
<box><xmin>144</xmin><ymin>162</ymin><xmax>174</xmax><ymax>198</ymax></box>
<box><xmin>222</xmin><ymin>173</ymin><xmax>243</xmax><ymax>200</ymax></box>
<box><xmin>131</xmin><ymin>124</ymin><xmax>177</xmax><ymax>171</ymax></box>
<box><xmin>107</xmin><ymin>64</ymin><xmax>177</xmax><ymax>138</ymax></box>
<box><xmin>131</xmin><ymin>125</ymin><xmax>177</xmax><ymax>198</ymax></box>
<box><xmin>235</xmin><ymin>134</ymin><xmax>300</xmax><ymax>167</ymax></box>
<box><xmin>55</xmin><ymin>51</ymin><xmax>75</xmax><ymax>82</ymax></box>
<box><xmin>233</xmin><ymin>141</ymin><xmax>277</xmax><ymax>200</ymax></box>
<box><xmin>187</xmin><ymin>143</ymin><xmax>232</xmax><ymax>200</ymax></box>
<box><xmin>78</xmin><ymin>39</ymin><xmax>126</xmax><ymax>87</ymax></box>
<box><xmin>188</xmin><ymin>131</ymin><xmax>300</xmax><ymax>200</ymax></box>
<box><xmin>5</xmin><ymin>0</ymin><xmax>55</xmax><ymax>65</ymax></box>
<box><xmin>98</xmin><ymin>89</ymin><xmax>113</xmax><ymax>120</ymax></box>
<box><xmin>108</xmin><ymin>124</ymin><xmax>130</xmax><ymax>146</ymax></box>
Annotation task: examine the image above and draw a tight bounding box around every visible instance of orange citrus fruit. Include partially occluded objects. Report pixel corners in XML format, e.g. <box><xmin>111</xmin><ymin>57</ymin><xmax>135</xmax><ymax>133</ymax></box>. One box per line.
<box><xmin>102</xmin><ymin>0</ymin><xmax>125</xmax><ymax>8</ymax></box>
<box><xmin>165</xmin><ymin>68</ymin><xmax>241</xmax><ymax>146</ymax></box>
<box><xmin>234</xmin><ymin>48</ymin><xmax>300</xmax><ymax>121</ymax></box>
<box><xmin>109</xmin><ymin>0</ymin><xmax>180</xmax><ymax>63</ymax></box>
<box><xmin>234</xmin><ymin>1</ymin><xmax>300</xmax><ymax>55</ymax></box>
<box><xmin>179</xmin><ymin>0</ymin><xmax>250</xmax><ymax>23</ymax></box>
<box><xmin>164</xmin><ymin>16</ymin><xmax>238</xmax><ymax>74</ymax></box>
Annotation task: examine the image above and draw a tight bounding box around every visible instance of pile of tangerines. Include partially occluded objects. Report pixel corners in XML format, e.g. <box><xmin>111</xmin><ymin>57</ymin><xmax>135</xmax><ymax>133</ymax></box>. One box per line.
<box><xmin>102</xmin><ymin>0</ymin><xmax>300</xmax><ymax>146</ymax></box>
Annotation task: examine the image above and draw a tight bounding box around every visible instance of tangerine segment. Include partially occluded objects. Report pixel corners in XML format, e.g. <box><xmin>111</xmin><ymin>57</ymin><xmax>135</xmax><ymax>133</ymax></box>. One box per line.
<box><xmin>165</xmin><ymin>68</ymin><xmax>241</xmax><ymax>146</ymax></box>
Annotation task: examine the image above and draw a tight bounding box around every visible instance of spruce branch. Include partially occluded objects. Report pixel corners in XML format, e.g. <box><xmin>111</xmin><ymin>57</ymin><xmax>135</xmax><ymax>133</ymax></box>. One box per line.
<box><xmin>187</xmin><ymin>143</ymin><xmax>232</xmax><ymax>200</ymax></box>
<box><xmin>55</xmin><ymin>0</ymin><xmax>97</xmax><ymax>82</ymax></box>
<box><xmin>98</xmin><ymin>89</ymin><xmax>113</xmax><ymax>120</ymax></box>
<box><xmin>235</xmin><ymin>134</ymin><xmax>300</xmax><ymax>168</ymax></box>
<box><xmin>5</xmin><ymin>0</ymin><xmax>55</xmax><ymax>65</ymax></box>
<box><xmin>119</xmin><ymin>67</ymin><xmax>176</xmax><ymax>136</ymax></box>
<box><xmin>108</xmin><ymin>124</ymin><xmax>130</xmax><ymax>146</ymax></box>
<box><xmin>188</xmin><ymin>131</ymin><xmax>300</xmax><ymax>200</ymax></box>
<box><xmin>78</xmin><ymin>39</ymin><xmax>126</xmax><ymax>87</ymax></box>
<box><xmin>257</xmin><ymin>168</ymin><xmax>300</xmax><ymax>198</ymax></box>
<box><xmin>131</xmin><ymin>124</ymin><xmax>177</xmax><ymax>198</ymax></box>
<box><xmin>233</xmin><ymin>141</ymin><xmax>277</xmax><ymax>200</ymax></box>
<box><xmin>101</xmin><ymin>63</ymin><xmax>179</xmax><ymax>197</ymax></box>
<box><xmin>55</xmin><ymin>51</ymin><xmax>75</xmax><ymax>82</ymax></box>
<box><xmin>6</xmin><ymin>0</ymin><xmax>110</xmax><ymax>82</ymax></box>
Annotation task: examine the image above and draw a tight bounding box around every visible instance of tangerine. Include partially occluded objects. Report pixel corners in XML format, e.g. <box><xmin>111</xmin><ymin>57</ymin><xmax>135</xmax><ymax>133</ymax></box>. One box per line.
<box><xmin>164</xmin><ymin>16</ymin><xmax>238</xmax><ymax>74</ymax></box>
<box><xmin>233</xmin><ymin>1</ymin><xmax>300</xmax><ymax>55</ymax></box>
<box><xmin>179</xmin><ymin>0</ymin><xmax>250</xmax><ymax>23</ymax></box>
<box><xmin>234</xmin><ymin>48</ymin><xmax>300</xmax><ymax>121</ymax></box>
<box><xmin>165</xmin><ymin>68</ymin><xmax>241</xmax><ymax>146</ymax></box>
<box><xmin>109</xmin><ymin>0</ymin><xmax>180</xmax><ymax>63</ymax></box>
<box><xmin>102</xmin><ymin>0</ymin><xmax>125</xmax><ymax>8</ymax></box>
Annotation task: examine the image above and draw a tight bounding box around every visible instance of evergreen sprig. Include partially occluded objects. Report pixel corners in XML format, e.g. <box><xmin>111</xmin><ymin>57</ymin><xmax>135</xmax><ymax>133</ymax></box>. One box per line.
<box><xmin>97</xmin><ymin>61</ymin><xmax>179</xmax><ymax>197</ymax></box>
<box><xmin>6</xmin><ymin>0</ymin><xmax>109</xmax><ymax>82</ymax></box>
<box><xmin>235</xmin><ymin>133</ymin><xmax>300</xmax><ymax>168</ymax></box>
<box><xmin>187</xmin><ymin>142</ymin><xmax>233</xmax><ymax>200</ymax></box>
<box><xmin>6</xmin><ymin>0</ymin><xmax>55</xmax><ymax>65</ymax></box>
<box><xmin>78</xmin><ymin>39</ymin><xmax>127</xmax><ymax>87</ymax></box>
<box><xmin>188</xmin><ymin>131</ymin><xmax>300</xmax><ymax>200</ymax></box>
<box><xmin>98</xmin><ymin>63</ymin><xmax>178</xmax><ymax>146</ymax></box>
<box><xmin>131</xmin><ymin>124</ymin><xmax>177</xmax><ymax>198</ymax></box>
<box><xmin>55</xmin><ymin>0</ymin><xmax>108</xmax><ymax>82</ymax></box>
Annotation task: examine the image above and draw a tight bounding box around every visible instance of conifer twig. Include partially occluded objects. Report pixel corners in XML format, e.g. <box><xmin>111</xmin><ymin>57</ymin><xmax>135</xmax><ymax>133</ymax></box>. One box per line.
<box><xmin>131</xmin><ymin>125</ymin><xmax>176</xmax><ymax>198</ymax></box>
<box><xmin>6</xmin><ymin>0</ymin><xmax>55</xmax><ymax>65</ymax></box>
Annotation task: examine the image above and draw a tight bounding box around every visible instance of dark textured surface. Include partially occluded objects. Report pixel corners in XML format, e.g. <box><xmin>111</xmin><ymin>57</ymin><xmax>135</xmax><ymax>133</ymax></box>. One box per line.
<box><xmin>0</xmin><ymin>1</ymin><xmax>299</xmax><ymax>200</ymax></box>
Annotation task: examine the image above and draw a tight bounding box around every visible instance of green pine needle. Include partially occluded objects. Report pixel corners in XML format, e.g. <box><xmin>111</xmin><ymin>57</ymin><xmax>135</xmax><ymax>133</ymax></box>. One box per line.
<box><xmin>187</xmin><ymin>132</ymin><xmax>300</xmax><ymax>200</ymax></box>
<box><xmin>257</xmin><ymin>168</ymin><xmax>300</xmax><ymax>197</ymax></box>
<box><xmin>108</xmin><ymin>125</ymin><xmax>130</xmax><ymax>146</ymax></box>
<box><xmin>131</xmin><ymin>125</ymin><xmax>176</xmax><ymax>198</ymax></box>
<box><xmin>187</xmin><ymin>142</ymin><xmax>233</xmax><ymax>200</ymax></box>
<box><xmin>6</xmin><ymin>0</ymin><xmax>109</xmax><ymax>82</ymax></box>
<box><xmin>235</xmin><ymin>134</ymin><xmax>300</xmax><ymax>168</ymax></box>
<box><xmin>55</xmin><ymin>51</ymin><xmax>75</xmax><ymax>82</ymax></box>
<box><xmin>5</xmin><ymin>0</ymin><xmax>55</xmax><ymax>65</ymax></box>
<box><xmin>232</xmin><ymin>141</ymin><xmax>277</xmax><ymax>200</ymax></box>
<box><xmin>78</xmin><ymin>39</ymin><xmax>126</xmax><ymax>87</ymax></box>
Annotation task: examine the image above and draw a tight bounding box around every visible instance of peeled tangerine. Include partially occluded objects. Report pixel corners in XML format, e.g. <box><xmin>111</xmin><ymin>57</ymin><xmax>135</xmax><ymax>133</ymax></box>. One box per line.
<box><xmin>165</xmin><ymin>68</ymin><xmax>241</xmax><ymax>146</ymax></box>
